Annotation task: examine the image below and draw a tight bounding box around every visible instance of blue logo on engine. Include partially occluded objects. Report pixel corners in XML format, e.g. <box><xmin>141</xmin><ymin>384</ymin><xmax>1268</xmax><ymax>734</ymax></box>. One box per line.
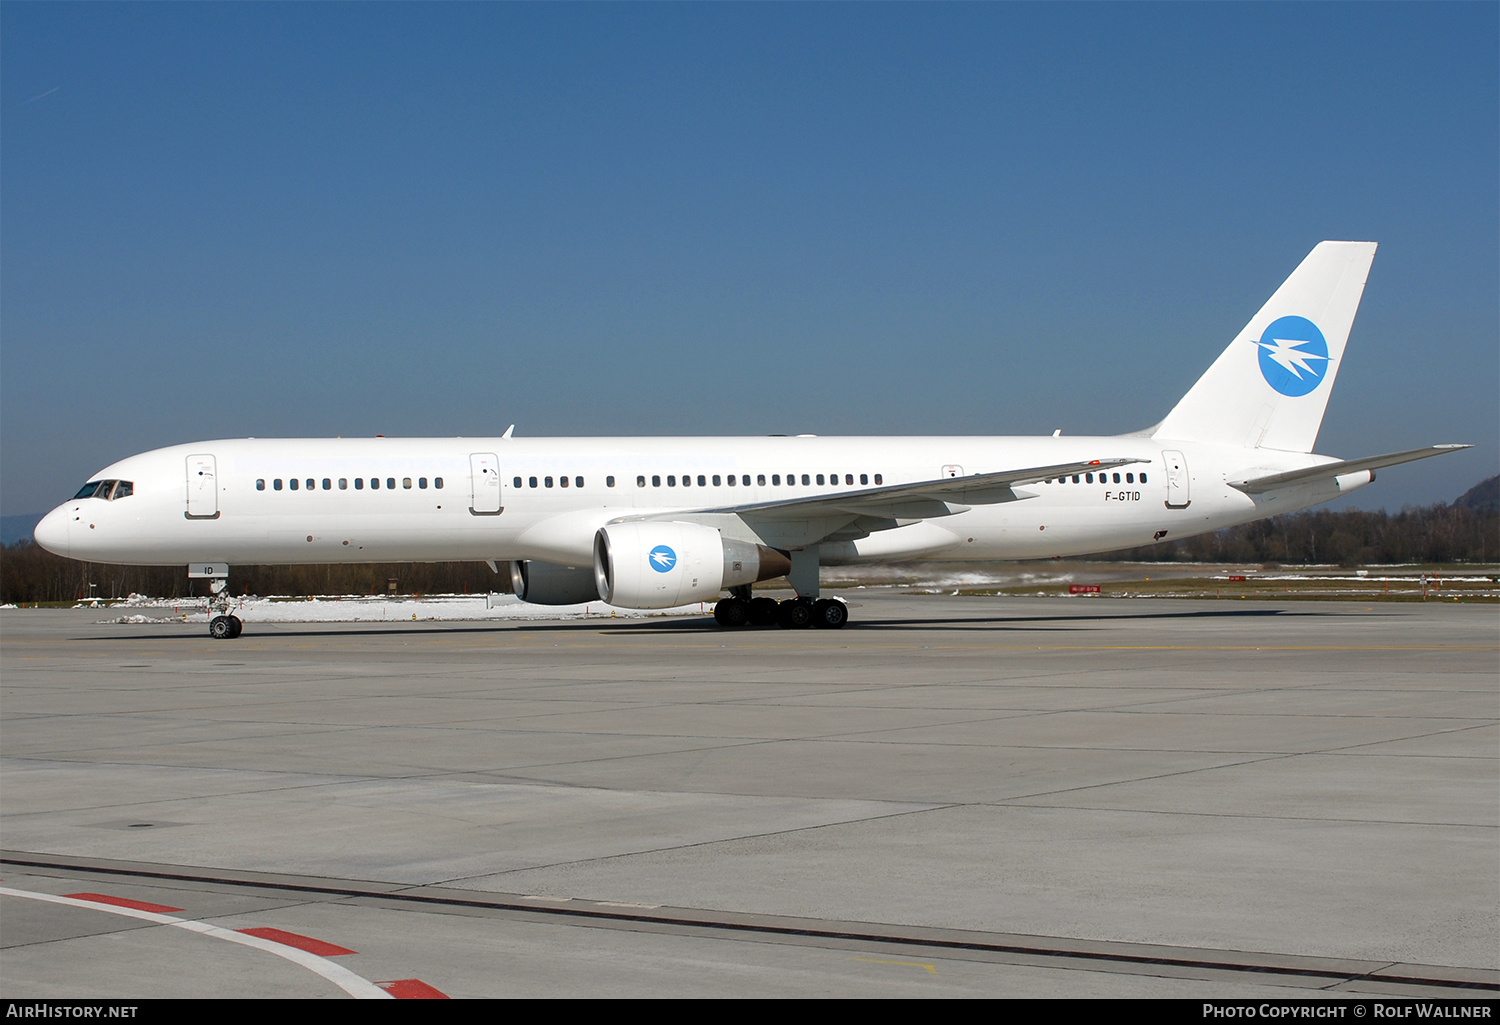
<box><xmin>648</xmin><ymin>545</ymin><xmax>677</xmax><ymax>573</ymax></box>
<box><xmin>1256</xmin><ymin>316</ymin><xmax>1330</xmax><ymax>397</ymax></box>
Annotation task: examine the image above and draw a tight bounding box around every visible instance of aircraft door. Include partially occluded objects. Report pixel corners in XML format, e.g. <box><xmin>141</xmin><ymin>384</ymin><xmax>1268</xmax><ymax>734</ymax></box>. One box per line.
<box><xmin>186</xmin><ymin>454</ymin><xmax>219</xmax><ymax>519</ymax></box>
<box><xmin>1162</xmin><ymin>450</ymin><xmax>1190</xmax><ymax>509</ymax></box>
<box><xmin>470</xmin><ymin>452</ymin><xmax>503</xmax><ymax>515</ymax></box>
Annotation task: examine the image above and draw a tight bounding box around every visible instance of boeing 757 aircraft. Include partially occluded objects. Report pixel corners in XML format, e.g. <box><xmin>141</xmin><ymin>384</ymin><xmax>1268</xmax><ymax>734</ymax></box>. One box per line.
<box><xmin>33</xmin><ymin>242</ymin><xmax>1469</xmax><ymax>637</ymax></box>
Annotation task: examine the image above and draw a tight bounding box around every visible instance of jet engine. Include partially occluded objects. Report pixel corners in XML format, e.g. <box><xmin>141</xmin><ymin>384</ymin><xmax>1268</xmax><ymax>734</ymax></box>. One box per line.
<box><xmin>593</xmin><ymin>522</ymin><xmax>791</xmax><ymax>609</ymax></box>
<box><xmin>509</xmin><ymin>560</ymin><xmax>601</xmax><ymax>605</ymax></box>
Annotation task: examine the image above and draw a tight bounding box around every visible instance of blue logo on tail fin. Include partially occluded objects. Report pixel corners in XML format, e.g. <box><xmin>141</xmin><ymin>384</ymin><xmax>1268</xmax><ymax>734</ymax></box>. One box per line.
<box><xmin>1256</xmin><ymin>316</ymin><xmax>1329</xmax><ymax>397</ymax></box>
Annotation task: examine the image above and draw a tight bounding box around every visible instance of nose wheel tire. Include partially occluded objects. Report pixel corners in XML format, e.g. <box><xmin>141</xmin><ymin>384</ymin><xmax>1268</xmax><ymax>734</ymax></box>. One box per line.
<box><xmin>209</xmin><ymin>615</ymin><xmax>243</xmax><ymax>639</ymax></box>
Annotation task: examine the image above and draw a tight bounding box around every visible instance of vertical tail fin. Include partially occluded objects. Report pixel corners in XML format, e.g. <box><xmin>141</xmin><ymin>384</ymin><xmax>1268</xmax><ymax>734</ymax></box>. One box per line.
<box><xmin>1153</xmin><ymin>241</ymin><xmax>1377</xmax><ymax>452</ymax></box>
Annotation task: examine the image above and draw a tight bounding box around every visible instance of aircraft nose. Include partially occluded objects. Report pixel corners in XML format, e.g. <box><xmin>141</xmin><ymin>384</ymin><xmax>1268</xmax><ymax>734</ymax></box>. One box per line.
<box><xmin>33</xmin><ymin>506</ymin><xmax>71</xmax><ymax>557</ymax></box>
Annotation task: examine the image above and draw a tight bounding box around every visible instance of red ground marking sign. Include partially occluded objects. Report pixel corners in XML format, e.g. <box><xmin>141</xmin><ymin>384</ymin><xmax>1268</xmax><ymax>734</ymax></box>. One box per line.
<box><xmin>1068</xmin><ymin>584</ymin><xmax>1101</xmax><ymax>594</ymax></box>
<box><xmin>237</xmin><ymin>926</ymin><xmax>356</xmax><ymax>957</ymax></box>
<box><xmin>65</xmin><ymin>893</ymin><xmax>183</xmax><ymax>914</ymax></box>
<box><xmin>379</xmin><ymin>979</ymin><xmax>449</xmax><ymax>999</ymax></box>
<box><xmin>1227</xmin><ymin>575</ymin><xmax>1247</xmax><ymax>581</ymax></box>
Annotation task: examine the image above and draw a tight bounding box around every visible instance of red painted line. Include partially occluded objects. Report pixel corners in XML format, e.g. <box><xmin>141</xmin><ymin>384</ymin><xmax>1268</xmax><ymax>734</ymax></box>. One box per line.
<box><xmin>237</xmin><ymin>926</ymin><xmax>355</xmax><ymax>957</ymax></box>
<box><xmin>379</xmin><ymin>979</ymin><xmax>449</xmax><ymax>999</ymax></box>
<box><xmin>64</xmin><ymin>892</ymin><xmax>183</xmax><ymax>914</ymax></box>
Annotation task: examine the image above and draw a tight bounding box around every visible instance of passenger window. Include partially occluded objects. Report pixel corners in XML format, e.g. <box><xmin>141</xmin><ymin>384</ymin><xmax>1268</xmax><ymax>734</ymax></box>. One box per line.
<box><xmin>727</xmin><ymin>475</ymin><xmax>736</xmax><ymax>486</ymax></box>
<box><xmin>1086</xmin><ymin>473</ymin><xmax>1094</xmax><ymax>483</ymax></box>
<box><xmin>256</xmin><ymin>479</ymin><xmax>266</xmax><ymax>491</ymax></box>
<box><xmin>420</xmin><ymin>478</ymin><xmax>429</xmax><ymax>489</ymax></box>
<box><xmin>1072</xmin><ymin>475</ymin><xmax>1080</xmax><ymax>484</ymax></box>
<box><xmin>290</xmin><ymin>479</ymin><xmax>299</xmax><ymax>491</ymax></box>
<box><xmin>607</xmin><ymin>476</ymin><xmax>616</xmax><ymax>487</ymax></box>
<box><xmin>575</xmin><ymin>477</ymin><xmax>584</xmax><ymax>488</ymax></box>
<box><xmin>1139</xmin><ymin>472</ymin><xmax>1148</xmax><ymax>483</ymax></box>
<box><xmin>637</xmin><ymin>475</ymin><xmax>646</xmax><ymax>488</ymax></box>
<box><xmin>860</xmin><ymin>474</ymin><xmax>868</xmax><ymax>485</ymax></box>
<box><xmin>513</xmin><ymin>477</ymin><xmax>522</xmax><ymax>488</ymax></box>
<box><xmin>742</xmin><ymin>475</ymin><xmax>750</xmax><ymax>486</ymax></box>
<box><xmin>339</xmin><ymin>478</ymin><xmax>348</xmax><ymax>490</ymax></box>
<box><xmin>274</xmin><ymin>479</ymin><xmax>283</xmax><ymax>491</ymax></box>
<box><xmin>323</xmin><ymin>478</ymin><xmax>332</xmax><ymax>490</ymax></box>
<box><xmin>772</xmin><ymin>474</ymin><xmax>781</xmax><ymax>486</ymax></box>
<box><xmin>529</xmin><ymin>477</ymin><xmax>538</xmax><ymax>488</ymax></box>
<box><xmin>697</xmin><ymin>475</ymin><xmax>706</xmax><ymax>487</ymax></box>
<box><xmin>1112</xmin><ymin>473</ymin><xmax>1121</xmax><ymax>483</ymax></box>
<box><xmin>816</xmin><ymin>474</ymin><xmax>825</xmax><ymax>485</ymax></box>
<box><xmin>435</xmin><ymin>478</ymin><xmax>444</xmax><ymax>489</ymax></box>
<box><xmin>845</xmin><ymin>474</ymin><xmax>853</xmax><ymax>485</ymax></box>
<box><xmin>802</xmin><ymin>474</ymin><xmax>810</xmax><ymax>485</ymax></box>
<box><xmin>386</xmin><ymin>478</ymin><xmax>395</xmax><ymax>490</ymax></box>
<box><xmin>1125</xmin><ymin>473</ymin><xmax>1134</xmax><ymax>484</ymax></box>
<box><xmin>757</xmin><ymin>474</ymin><xmax>766</xmax><ymax>486</ymax></box>
<box><xmin>560</xmin><ymin>476</ymin><xmax>569</xmax><ymax>488</ymax></box>
<box><xmin>713</xmin><ymin>475</ymin><xmax>721</xmax><ymax>486</ymax></box>
<box><xmin>667</xmin><ymin>475</ymin><xmax>676</xmax><ymax>487</ymax></box>
<box><xmin>652</xmin><ymin>475</ymin><xmax>661</xmax><ymax>487</ymax></box>
<box><xmin>404</xmin><ymin>478</ymin><xmax>413</xmax><ymax>489</ymax></box>
<box><xmin>874</xmin><ymin>474</ymin><xmax>882</xmax><ymax>485</ymax></box>
<box><xmin>355</xmin><ymin>479</ymin><xmax>364</xmax><ymax>490</ymax></box>
<box><xmin>545</xmin><ymin>476</ymin><xmax>554</xmax><ymax>488</ymax></box>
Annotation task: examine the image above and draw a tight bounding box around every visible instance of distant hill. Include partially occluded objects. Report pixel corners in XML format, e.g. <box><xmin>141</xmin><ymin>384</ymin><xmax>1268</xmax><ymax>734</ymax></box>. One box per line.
<box><xmin>1454</xmin><ymin>475</ymin><xmax>1499</xmax><ymax>513</ymax></box>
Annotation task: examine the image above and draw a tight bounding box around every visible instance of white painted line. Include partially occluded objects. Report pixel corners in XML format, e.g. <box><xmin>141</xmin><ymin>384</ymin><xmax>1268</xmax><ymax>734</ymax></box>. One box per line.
<box><xmin>0</xmin><ymin>886</ymin><xmax>392</xmax><ymax>999</ymax></box>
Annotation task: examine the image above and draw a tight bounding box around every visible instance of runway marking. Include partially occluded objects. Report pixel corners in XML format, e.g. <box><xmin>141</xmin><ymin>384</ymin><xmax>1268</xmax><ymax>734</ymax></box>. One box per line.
<box><xmin>238</xmin><ymin>926</ymin><xmax>356</xmax><ymax>956</ymax></box>
<box><xmin>856</xmin><ymin>956</ymin><xmax>937</xmax><ymax>975</ymax></box>
<box><xmin>378</xmin><ymin>978</ymin><xmax>449</xmax><ymax>998</ymax></box>
<box><xmin>0</xmin><ymin>886</ymin><xmax>392</xmax><ymax>999</ymax></box>
<box><xmin>63</xmin><ymin>892</ymin><xmax>182</xmax><ymax>913</ymax></box>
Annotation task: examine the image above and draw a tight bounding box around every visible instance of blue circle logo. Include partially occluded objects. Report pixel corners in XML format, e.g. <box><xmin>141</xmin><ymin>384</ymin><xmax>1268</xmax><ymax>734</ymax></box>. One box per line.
<box><xmin>1256</xmin><ymin>316</ymin><xmax>1330</xmax><ymax>397</ymax></box>
<box><xmin>648</xmin><ymin>545</ymin><xmax>677</xmax><ymax>573</ymax></box>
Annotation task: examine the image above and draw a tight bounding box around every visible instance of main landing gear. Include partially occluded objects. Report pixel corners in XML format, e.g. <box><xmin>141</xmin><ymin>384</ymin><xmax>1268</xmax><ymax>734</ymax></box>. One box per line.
<box><xmin>713</xmin><ymin>544</ymin><xmax>846</xmax><ymax>629</ymax></box>
<box><xmin>712</xmin><ymin>595</ymin><xmax>848</xmax><ymax>629</ymax></box>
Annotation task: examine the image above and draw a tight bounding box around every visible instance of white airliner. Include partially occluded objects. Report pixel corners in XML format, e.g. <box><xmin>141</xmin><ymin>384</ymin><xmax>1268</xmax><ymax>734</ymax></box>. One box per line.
<box><xmin>33</xmin><ymin>241</ymin><xmax>1468</xmax><ymax>637</ymax></box>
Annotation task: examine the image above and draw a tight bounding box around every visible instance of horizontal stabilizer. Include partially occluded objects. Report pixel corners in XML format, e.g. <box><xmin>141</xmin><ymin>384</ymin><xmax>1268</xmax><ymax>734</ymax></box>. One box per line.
<box><xmin>1228</xmin><ymin>445</ymin><xmax>1471</xmax><ymax>494</ymax></box>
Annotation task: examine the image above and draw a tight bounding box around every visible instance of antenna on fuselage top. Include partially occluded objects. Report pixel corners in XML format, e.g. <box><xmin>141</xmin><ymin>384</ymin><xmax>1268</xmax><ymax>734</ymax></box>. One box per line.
<box><xmin>502</xmin><ymin>424</ymin><xmax>515</xmax><ymax>439</ymax></box>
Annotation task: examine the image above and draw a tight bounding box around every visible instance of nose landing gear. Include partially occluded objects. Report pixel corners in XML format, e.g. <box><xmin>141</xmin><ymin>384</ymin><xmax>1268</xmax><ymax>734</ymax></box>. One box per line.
<box><xmin>197</xmin><ymin>570</ymin><xmax>244</xmax><ymax>639</ymax></box>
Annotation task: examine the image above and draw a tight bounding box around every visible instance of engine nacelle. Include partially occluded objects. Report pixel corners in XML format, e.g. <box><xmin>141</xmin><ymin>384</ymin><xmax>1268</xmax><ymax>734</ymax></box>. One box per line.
<box><xmin>509</xmin><ymin>560</ymin><xmax>601</xmax><ymax>605</ymax></box>
<box><xmin>593</xmin><ymin>522</ymin><xmax>791</xmax><ymax>609</ymax></box>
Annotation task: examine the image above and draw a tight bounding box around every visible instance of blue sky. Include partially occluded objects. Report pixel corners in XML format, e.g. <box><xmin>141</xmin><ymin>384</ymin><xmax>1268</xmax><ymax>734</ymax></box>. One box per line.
<box><xmin>3</xmin><ymin>3</ymin><xmax>1496</xmax><ymax>517</ymax></box>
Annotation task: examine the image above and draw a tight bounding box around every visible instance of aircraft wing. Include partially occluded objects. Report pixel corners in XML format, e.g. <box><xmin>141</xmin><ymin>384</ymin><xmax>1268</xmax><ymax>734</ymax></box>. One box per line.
<box><xmin>612</xmin><ymin>457</ymin><xmax>1145</xmax><ymax>551</ymax></box>
<box><xmin>1228</xmin><ymin>445</ymin><xmax>1471</xmax><ymax>494</ymax></box>
<box><xmin>720</xmin><ymin>457</ymin><xmax>1146</xmax><ymax>519</ymax></box>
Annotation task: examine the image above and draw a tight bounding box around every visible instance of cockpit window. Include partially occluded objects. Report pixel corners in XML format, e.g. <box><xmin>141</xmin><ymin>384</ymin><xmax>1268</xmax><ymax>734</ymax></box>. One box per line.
<box><xmin>73</xmin><ymin>479</ymin><xmax>134</xmax><ymax>500</ymax></box>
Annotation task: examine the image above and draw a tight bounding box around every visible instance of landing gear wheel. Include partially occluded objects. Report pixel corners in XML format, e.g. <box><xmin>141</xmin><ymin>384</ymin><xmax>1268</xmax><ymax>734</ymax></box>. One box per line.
<box><xmin>812</xmin><ymin>599</ymin><xmax>848</xmax><ymax>629</ymax></box>
<box><xmin>713</xmin><ymin>597</ymin><xmax>750</xmax><ymax>628</ymax></box>
<box><xmin>749</xmin><ymin>596</ymin><xmax>780</xmax><ymax>627</ymax></box>
<box><xmin>209</xmin><ymin>615</ymin><xmax>234</xmax><ymax>639</ymax></box>
<box><xmin>227</xmin><ymin>615</ymin><xmax>243</xmax><ymax>638</ymax></box>
<box><xmin>778</xmin><ymin>598</ymin><xmax>813</xmax><ymax>629</ymax></box>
